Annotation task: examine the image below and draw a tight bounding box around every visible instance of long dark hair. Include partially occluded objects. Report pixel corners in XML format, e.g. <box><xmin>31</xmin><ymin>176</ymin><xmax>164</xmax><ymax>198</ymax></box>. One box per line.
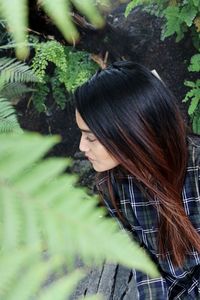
<box><xmin>74</xmin><ymin>61</ymin><xmax>200</xmax><ymax>267</ymax></box>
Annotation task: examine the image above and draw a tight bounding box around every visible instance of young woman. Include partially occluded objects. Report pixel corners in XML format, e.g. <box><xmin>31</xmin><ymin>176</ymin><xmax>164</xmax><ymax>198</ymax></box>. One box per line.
<box><xmin>74</xmin><ymin>61</ymin><xmax>200</xmax><ymax>299</ymax></box>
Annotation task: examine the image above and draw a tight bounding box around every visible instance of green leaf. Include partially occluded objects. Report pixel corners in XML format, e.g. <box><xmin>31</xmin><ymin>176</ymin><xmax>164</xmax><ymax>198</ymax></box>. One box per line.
<box><xmin>188</xmin><ymin>54</ymin><xmax>200</xmax><ymax>72</ymax></box>
<box><xmin>0</xmin><ymin>249</ymin><xmax>36</xmax><ymax>298</ymax></box>
<box><xmin>14</xmin><ymin>158</ymin><xmax>69</xmax><ymax>194</ymax></box>
<box><xmin>0</xmin><ymin>133</ymin><xmax>59</xmax><ymax>180</ymax></box>
<box><xmin>180</xmin><ymin>5</ymin><xmax>197</xmax><ymax>27</ymax></box>
<box><xmin>192</xmin><ymin>0</ymin><xmax>200</xmax><ymax>8</ymax></box>
<box><xmin>0</xmin><ymin>57</ymin><xmax>38</xmax><ymax>83</ymax></box>
<box><xmin>8</xmin><ymin>256</ymin><xmax>64</xmax><ymax>300</ymax></box>
<box><xmin>0</xmin><ymin>0</ymin><xmax>29</xmax><ymax>59</ymax></box>
<box><xmin>72</xmin><ymin>0</ymin><xmax>105</xmax><ymax>27</ymax></box>
<box><xmin>188</xmin><ymin>95</ymin><xmax>199</xmax><ymax>115</ymax></box>
<box><xmin>41</xmin><ymin>0</ymin><xmax>79</xmax><ymax>43</ymax></box>
<box><xmin>184</xmin><ymin>80</ymin><xmax>196</xmax><ymax>88</ymax></box>
<box><xmin>192</xmin><ymin>114</ymin><xmax>200</xmax><ymax>134</ymax></box>
<box><xmin>0</xmin><ymin>98</ymin><xmax>22</xmax><ymax>134</ymax></box>
<box><xmin>163</xmin><ymin>6</ymin><xmax>182</xmax><ymax>39</ymax></box>
<box><xmin>124</xmin><ymin>0</ymin><xmax>151</xmax><ymax>18</ymax></box>
<box><xmin>1</xmin><ymin>186</ymin><xmax>21</xmax><ymax>250</ymax></box>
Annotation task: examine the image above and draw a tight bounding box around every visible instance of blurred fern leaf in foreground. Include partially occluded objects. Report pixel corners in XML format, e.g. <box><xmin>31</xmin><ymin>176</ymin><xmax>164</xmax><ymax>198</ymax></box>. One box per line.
<box><xmin>0</xmin><ymin>132</ymin><xmax>159</xmax><ymax>299</ymax></box>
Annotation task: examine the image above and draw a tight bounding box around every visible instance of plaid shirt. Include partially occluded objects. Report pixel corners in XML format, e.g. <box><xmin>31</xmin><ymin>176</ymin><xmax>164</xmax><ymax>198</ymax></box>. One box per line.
<box><xmin>96</xmin><ymin>137</ymin><xmax>200</xmax><ymax>299</ymax></box>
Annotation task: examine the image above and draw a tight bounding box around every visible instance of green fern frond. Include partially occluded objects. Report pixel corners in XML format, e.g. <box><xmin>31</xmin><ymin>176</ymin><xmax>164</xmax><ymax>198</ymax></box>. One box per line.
<box><xmin>162</xmin><ymin>6</ymin><xmax>185</xmax><ymax>42</ymax></box>
<box><xmin>0</xmin><ymin>57</ymin><xmax>37</xmax><ymax>83</ymax></box>
<box><xmin>32</xmin><ymin>41</ymin><xmax>67</xmax><ymax>83</ymax></box>
<box><xmin>184</xmin><ymin>79</ymin><xmax>200</xmax><ymax>133</ymax></box>
<box><xmin>0</xmin><ymin>248</ymin><xmax>84</xmax><ymax>300</ymax></box>
<box><xmin>0</xmin><ymin>98</ymin><xmax>22</xmax><ymax>133</ymax></box>
<box><xmin>0</xmin><ymin>132</ymin><xmax>159</xmax><ymax>279</ymax></box>
<box><xmin>1</xmin><ymin>82</ymin><xmax>35</xmax><ymax>100</ymax></box>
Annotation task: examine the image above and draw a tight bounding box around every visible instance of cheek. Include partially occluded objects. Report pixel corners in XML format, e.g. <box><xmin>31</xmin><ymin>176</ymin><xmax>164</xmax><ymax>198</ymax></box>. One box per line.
<box><xmin>92</xmin><ymin>144</ymin><xmax>119</xmax><ymax>171</ymax></box>
<box><xmin>95</xmin><ymin>143</ymin><xmax>111</xmax><ymax>160</ymax></box>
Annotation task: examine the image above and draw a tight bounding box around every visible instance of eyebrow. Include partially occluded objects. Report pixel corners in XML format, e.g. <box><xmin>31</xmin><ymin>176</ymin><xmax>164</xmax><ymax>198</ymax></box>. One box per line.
<box><xmin>79</xmin><ymin>128</ymin><xmax>93</xmax><ymax>133</ymax></box>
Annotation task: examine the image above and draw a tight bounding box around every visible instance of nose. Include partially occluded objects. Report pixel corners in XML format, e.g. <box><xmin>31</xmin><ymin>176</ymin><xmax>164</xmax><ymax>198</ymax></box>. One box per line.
<box><xmin>79</xmin><ymin>134</ymin><xmax>90</xmax><ymax>152</ymax></box>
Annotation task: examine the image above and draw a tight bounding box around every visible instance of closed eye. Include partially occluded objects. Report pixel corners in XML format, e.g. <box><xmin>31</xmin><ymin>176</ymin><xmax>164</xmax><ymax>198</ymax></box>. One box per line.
<box><xmin>86</xmin><ymin>136</ymin><xmax>97</xmax><ymax>142</ymax></box>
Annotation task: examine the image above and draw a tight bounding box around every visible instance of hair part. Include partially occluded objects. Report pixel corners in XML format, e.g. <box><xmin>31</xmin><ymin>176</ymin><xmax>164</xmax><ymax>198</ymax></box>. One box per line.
<box><xmin>74</xmin><ymin>61</ymin><xmax>200</xmax><ymax>267</ymax></box>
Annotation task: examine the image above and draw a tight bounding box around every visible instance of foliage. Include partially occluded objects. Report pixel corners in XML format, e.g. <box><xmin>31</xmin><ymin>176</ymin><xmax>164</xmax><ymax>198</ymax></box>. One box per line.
<box><xmin>125</xmin><ymin>0</ymin><xmax>200</xmax><ymax>133</ymax></box>
<box><xmin>0</xmin><ymin>19</ymin><xmax>12</xmax><ymax>46</ymax></box>
<box><xmin>0</xmin><ymin>57</ymin><xmax>37</xmax><ymax>133</ymax></box>
<box><xmin>0</xmin><ymin>0</ymin><xmax>110</xmax><ymax>59</ymax></box>
<box><xmin>0</xmin><ymin>131</ymin><xmax>159</xmax><ymax>299</ymax></box>
<box><xmin>0</xmin><ymin>97</ymin><xmax>22</xmax><ymax>133</ymax></box>
<box><xmin>183</xmin><ymin>53</ymin><xmax>200</xmax><ymax>133</ymax></box>
<box><xmin>125</xmin><ymin>0</ymin><xmax>200</xmax><ymax>43</ymax></box>
<box><xmin>0</xmin><ymin>57</ymin><xmax>38</xmax><ymax>83</ymax></box>
<box><xmin>161</xmin><ymin>3</ymin><xmax>200</xmax><ymax>44</ymax></box>
<box><xmin>31</xmin><ymin>40</ymin><xmax>98</xmax><ymax>112</ymax></box>
<box><xmin>125</xmin><ymin>0</ymin><xmax>150</xmax><ymax>18</ymax></box>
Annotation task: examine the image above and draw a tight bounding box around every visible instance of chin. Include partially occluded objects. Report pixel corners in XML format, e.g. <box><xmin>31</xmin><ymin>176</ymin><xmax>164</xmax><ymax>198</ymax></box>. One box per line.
<box><xmin>92</xmin><ymin>164</ymin><xmax>116</xmax><ymax>173</ymax></box>
<box><xmin>93</xmin><ymin>166</ymin><xmax>105</xmax><ymax>172</ymax></box>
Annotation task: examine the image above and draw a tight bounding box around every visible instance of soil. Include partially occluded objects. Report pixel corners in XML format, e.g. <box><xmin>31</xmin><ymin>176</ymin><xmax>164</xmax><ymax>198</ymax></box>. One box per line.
<box><xmin>16</xmin><ymin>3</ymin><xmax>197</xmax><ymax>190</ymax></box>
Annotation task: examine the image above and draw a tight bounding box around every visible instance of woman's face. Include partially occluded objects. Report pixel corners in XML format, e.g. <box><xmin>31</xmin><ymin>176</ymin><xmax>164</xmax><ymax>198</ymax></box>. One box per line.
<box><xmin>76</xmin><ymin>110</ymin><xmax>119</xmax><ymax>172</ymax></box>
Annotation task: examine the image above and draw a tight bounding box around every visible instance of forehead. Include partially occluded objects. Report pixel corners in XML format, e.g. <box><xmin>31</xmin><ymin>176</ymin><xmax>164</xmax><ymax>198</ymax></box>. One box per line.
<box><xmin>75</xmin><ymin>110</ymin><xmax>91</xmax><ymax>132</ymax></box>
